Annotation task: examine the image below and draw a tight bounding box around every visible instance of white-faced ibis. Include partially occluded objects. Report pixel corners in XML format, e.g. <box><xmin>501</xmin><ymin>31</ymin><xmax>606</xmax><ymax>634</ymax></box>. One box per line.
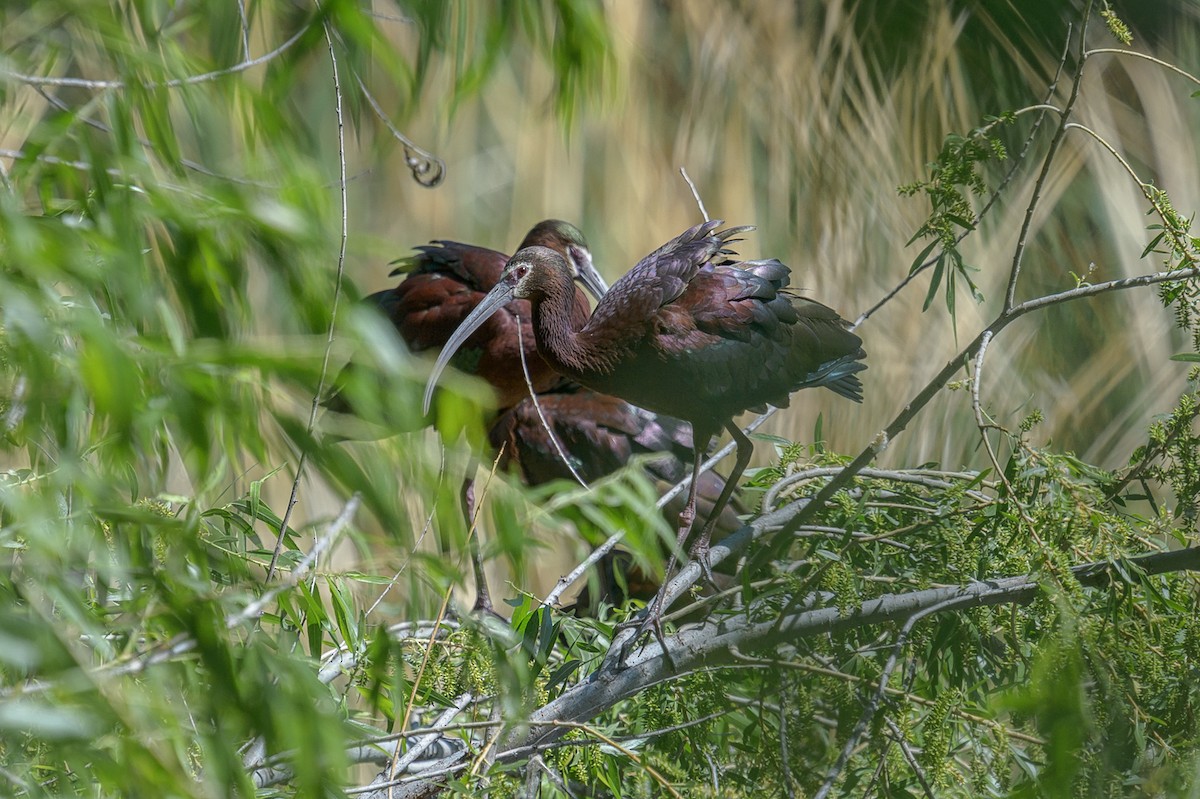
<box><xmin>425</xmin><ymin>220</ymin><xmax>866</xmax><ymax>584</ymax></box>
<box><xmin>354</xmin><ymin>220</ymin><xmax>606</xmax><ymax>615</ymax></box>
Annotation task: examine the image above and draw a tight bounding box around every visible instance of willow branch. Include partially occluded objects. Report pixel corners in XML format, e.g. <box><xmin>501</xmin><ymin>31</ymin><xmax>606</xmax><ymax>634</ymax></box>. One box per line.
<box><xmin>6</xmin><ymin>494</ymin><xmax>360</xmax><ymax>699</ymax></box>
<box><xmin>493</xmin><ymin>545</ymin><xmax>1200</xmax><ymax>766</ymax></box>
<box><xmin>774</xmin><ymin>232</ymin><xmax>1200</xmax><ymax>543</ymax></box>
<box><xmin>1004</xmin><ymin>8</ymin><xmax>1092</xmax><ymax>312</ymax></box>
<box><xmin>1084</xmin><ymin>48</ymin><xmax>1200</xmax><ymax>86</ymax></box>
<box><xmin>353</xmin><ymin>73</ymin><xmax>445</xmax><ymax>187</ymax></box>
<box><xmin>853</xmin><ymin>25</ymin><xmax>1074</xmax><ymax>330</ymax></box>
<box><xmin>1</xmin><ymin>23</ymin><xmax>309</xmax><ymax>89</ymax></box>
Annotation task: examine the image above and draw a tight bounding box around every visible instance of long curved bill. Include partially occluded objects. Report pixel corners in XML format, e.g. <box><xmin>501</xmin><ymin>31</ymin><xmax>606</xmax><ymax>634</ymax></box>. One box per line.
<box><xmin>571</xmin><ymin>246</ymin><xmax>608</xmax><ymax>301</ymax></box>
<box><xmin>422</xmin><ymin>282</ymin><xmax>517</xmax><ymax>415</ymax></box>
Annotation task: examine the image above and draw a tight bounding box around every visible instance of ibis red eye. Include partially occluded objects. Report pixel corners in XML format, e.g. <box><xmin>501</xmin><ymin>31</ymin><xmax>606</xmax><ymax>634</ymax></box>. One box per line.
<box><xmin>514</xmin><ymin>264</ymin><xmax>529</xmax><ymax>280</ymax></box>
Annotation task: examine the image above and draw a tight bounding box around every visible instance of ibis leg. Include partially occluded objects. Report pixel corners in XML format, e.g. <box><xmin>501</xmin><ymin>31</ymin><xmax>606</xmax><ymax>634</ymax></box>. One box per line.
<box><xmin>618</xmin><ymin>433</ymin><xmax>708</xmax><ymax>669</ymax></box>
<box><xmin>689</xmin><ymin>421</ymin><xmax>752</xmax><ymax>578</ymax></box>
<box><xmin>674</xmin><ymin>442</ymin><xmax>705</xmax><ymax>554</ymax></box>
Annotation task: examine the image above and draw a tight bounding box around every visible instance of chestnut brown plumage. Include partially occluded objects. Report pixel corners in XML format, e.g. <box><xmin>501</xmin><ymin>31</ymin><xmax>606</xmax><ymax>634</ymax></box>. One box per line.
<box><xmin>489</xmin><ymin>387</ymin><xmax>745</xmax><ymax>613</ymax></box>
<box><xmin>425</xmin><ymin>220</ymin><xmax>866</xmax><ymax>578</ymax></box>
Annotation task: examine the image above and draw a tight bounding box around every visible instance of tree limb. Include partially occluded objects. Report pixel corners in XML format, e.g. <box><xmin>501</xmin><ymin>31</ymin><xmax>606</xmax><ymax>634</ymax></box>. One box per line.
<box><xmin>491</xmin><ymin>545</ymin><xmax>1200</xmax><ymax>769</ymax></box>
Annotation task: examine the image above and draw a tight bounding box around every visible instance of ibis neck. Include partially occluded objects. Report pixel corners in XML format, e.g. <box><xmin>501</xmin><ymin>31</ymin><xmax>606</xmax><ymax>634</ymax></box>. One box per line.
<box><xmin>528</xmin><ymin>278</ymin><xmax>600</xmax><ymax>378</ymax></box>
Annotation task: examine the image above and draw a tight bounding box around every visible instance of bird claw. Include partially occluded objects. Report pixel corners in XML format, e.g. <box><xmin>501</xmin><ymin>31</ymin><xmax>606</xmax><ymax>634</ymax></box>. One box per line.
<box><xmin>693</xmin><ymin>547</ymin><xmax>718</xmax><ymax>589</ymax></box>
<box><xmin>689</xmin><ymin>526</ymin><xmax>721</xmax><ymax>591</ymax></box>
<box><xmin>471</xmin><ymin>594</ymin><xmax>506</xmax><ymax>623</ymax></box>
<box><xmin>677</xmin><ymin>504</ymin><xmax>696</xmax><ymax>533</ymax></box>
<box><xmin>613</xmin><ymin>597</ymin><xmax>676</xmax><ymax>672</ymax></box>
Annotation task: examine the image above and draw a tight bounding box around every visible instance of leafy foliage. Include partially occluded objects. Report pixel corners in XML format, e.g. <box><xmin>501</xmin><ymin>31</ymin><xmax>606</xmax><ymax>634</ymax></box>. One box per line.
<box><xmin>1</xmin><ymin>2</ymin><xmax>1199</xmax><ymax>798</ymax></box>
<box><xmin>898</xmin><ymin>120</ymin><xmax>1010</xmax><ymax>314</ymax></box>
<box><xmin>0</xmin><ymin>1</ymin><xmax>609</xmax><ymax>796</ymax></box>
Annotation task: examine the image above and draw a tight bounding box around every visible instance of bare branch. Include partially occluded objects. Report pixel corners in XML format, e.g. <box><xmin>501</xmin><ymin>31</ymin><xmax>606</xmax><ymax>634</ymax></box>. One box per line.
<box><xmin>235</xmin><ymin>0</ymin><xmax>252</xmax><ymax>63</ymax></box>
<box><xmin>386</xmin><ymin>588</ymin><xmax>457</xmax><ymax>794</ymax></box>
<box><xmin>542</xmin><ymin>524</ymin><xmax>626</xmax><ymax>608</ymax></box>
<box><xmin>884</xmin><ymin>717</ymin><xmax>937</xmax><ymax>799</ymax></box>
<box><xmin>1</xmin><ymin>24</ymin><xmax>310</xmax><ymax>90</ymax></box>
<box><xmin>762</xmin><ymin>466</ymin><xmax>991</xmax><ymax>513</ymax></box>
<box><xmin>775</xmin><ymin>258</ymin><xmax>1200</xmax><ymax>546</ymax></box>
<box><xmin>389</xmin><ymin>694</ymin><xmax>474</xmax><ymax>777</ymax></box>
<box><xmin>853</xmin><ymin>26</ymin><xmax>1074</xmax><ymax>330</ymax></box>
<box><xmin>232</xmin><ymin>494</ymin><xmax>359</xmax><ymax>628</ymax></box>
<box><xmin>1004</xmin><ymin>11</ymin><xmax>1091</xmax><ymax>313</ymax></box>
<box><xmin>542</xmin><ymin>410</ymin><xmax>774</xmax><ymax>608</ymax></box>
<box><xmin>1084</xmin><ymin>48</ymin><xmax>1200</xmax><ymax>85</ymax></box>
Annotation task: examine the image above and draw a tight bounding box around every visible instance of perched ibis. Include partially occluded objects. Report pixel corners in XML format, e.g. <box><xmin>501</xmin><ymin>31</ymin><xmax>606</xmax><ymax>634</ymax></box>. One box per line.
<box><xmin>353</xmin><ymin>220</ymin><xmax>606</xmax><ymax>615</ymax></box>
<box><xmin>425</xmin><ymin>220</ymin><xmax>867</xmax><ymax>583</ymax></box>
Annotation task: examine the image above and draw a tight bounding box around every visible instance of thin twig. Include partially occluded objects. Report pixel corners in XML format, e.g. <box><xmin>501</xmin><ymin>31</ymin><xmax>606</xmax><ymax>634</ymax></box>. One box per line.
<box><xmin>762</xmin><ymin>466</ymin><xmax>991</xmax><ymax>513</ymax></box>
<box><xmin>515</xmin><ymin>323</ymin><xmax>589</xmax><ymax>489</ymax></box>
<box><xmin>387</xmin><ymin>586</ymin><xmax>456</xmax><ymax>798</ymax></box>
<box><xmin>680</xmin><ymin>167</ymin><xmax>710</xmax><ymax>222</ymax></box>
<box><xmin>969</xmin><ymin>329</ymin><xmax>1011</xmax><ymax>484</ymax></box>
<box><xmin>813</xmin><ymin>594</ymin><xmax>976</xmax><ymax>799</ymax></box>
<box><xmin>236</xmin><ymin>0</ymin><xmax>252</xmax><ymax>63</ymax></box>
<box><xmin>2</xmin><ymin>23</ymin><xmax>310</xmax><ymax>89</ymax></box>
<box><xmin>389</xmin><ymin>694</ymin><xmax>473</xmax><ymax>776</ymax></box>
<box><xmin>1084</xmin><ymin>48</ymin><xmax>1200</xmax><ymax>85</ymax></box>
<box><xmin>1004</xmin><ymin>8</ymin><xmax>1091</xmax><ymax>313</ymax></box>
<box><xmin>884</xmin><ymin>717</ymin><xmax>936</xmax><ymax>799</ymax></box>
<box><xmin>529</xmin><ymin>755</ymin><xmax>575</xmax><ymax>798</ymax></box>
<box><xmin>541</xmin><ymin>409</ymin><xmax>774</xmax><ymax>608</ymax></box>
<box><xmin>365</xmin><ymin>504</ymin><xmax>438</xmax><ymax>618</ymax></box>
<box><xmin>540</xmin><ymin>721</ymin><xmax>685</xmax><ymax>799</ymax></box>
<box><xmin>542</xmin><ymin>525</ymin><xmax>626</xmax><ymax>608</ymax></box>
<box><xmin>267</xmin><ymin>19</ymin><xmax>352</xmax><ymax>581</ymax></box>
<box><xmin>853</xmin><ymin>25</ymin><xmax>1074</xmax><ymax>330</ymax></box>
<box><xmin>232</xmin><ymin>494</ymin><xmax>361</xmax><ymax>628</ymax></box>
